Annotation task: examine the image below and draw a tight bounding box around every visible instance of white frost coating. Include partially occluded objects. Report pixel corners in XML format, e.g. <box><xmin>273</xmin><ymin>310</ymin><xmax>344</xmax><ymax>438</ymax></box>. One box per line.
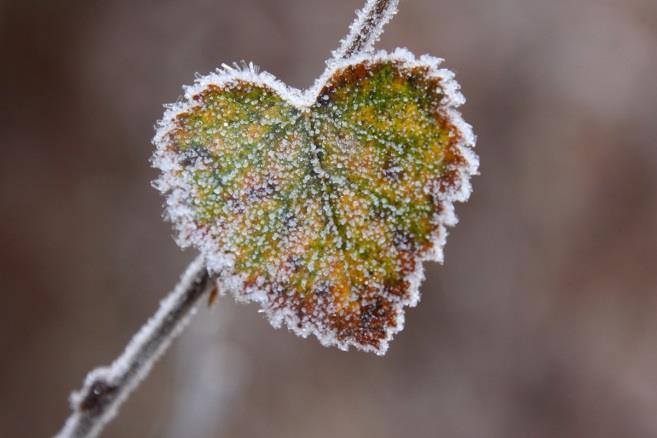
<box><xmin>55</xmin><ymin>256</ymin><xmax>208</xmax><ymax>438</ymax></box>
<box><xmin>152</xmin><ymin>48</ymin><xmax>478</xmax><ymax>356</ymax></box>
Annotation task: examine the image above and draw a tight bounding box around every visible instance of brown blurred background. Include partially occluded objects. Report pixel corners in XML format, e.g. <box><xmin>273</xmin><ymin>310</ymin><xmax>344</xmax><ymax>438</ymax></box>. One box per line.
<box><xmin>1</xmin><ymin>0</ymin><xmax>656</xmax><ymax>437</ymax></box>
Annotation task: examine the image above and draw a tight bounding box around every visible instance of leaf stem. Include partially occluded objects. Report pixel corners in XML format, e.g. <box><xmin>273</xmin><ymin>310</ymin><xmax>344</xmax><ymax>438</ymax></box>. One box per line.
<box><xmin>55</xmin><ymin>256</ymin><xmax>213</xmax><ymax>438</ymax></box>
<box><xmin>333</xmin><ymin>0</ymin><xmax>399</xmax><ymax>60</ymax></box>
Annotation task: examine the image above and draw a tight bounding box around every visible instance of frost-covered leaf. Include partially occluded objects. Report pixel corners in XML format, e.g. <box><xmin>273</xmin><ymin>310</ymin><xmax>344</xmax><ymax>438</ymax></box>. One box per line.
<box><xmin>153</xmin><ymin>49</ymin><xmax>477</xmax><ymax>355</ymax></box>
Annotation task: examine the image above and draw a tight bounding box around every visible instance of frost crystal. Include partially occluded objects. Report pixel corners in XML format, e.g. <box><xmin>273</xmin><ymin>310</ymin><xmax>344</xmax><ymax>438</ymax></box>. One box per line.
<box><xmin>153</xmin><ymin>48</ymin><xmax>477</xmax><ymax>355</ymax></box>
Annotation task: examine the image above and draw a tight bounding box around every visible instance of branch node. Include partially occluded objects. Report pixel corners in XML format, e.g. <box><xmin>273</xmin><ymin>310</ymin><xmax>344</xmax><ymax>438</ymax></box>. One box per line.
<box><xmin>78</xmin><ymin>379</ymin><xmax>117</xmax><ymax>414</ymax></box>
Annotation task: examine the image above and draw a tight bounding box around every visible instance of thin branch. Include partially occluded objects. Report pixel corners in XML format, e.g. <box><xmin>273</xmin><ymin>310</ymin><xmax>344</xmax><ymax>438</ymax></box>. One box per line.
<box><xmin>55</xmin><ymin>256</ymin><xmax>214</xmax><ymax>438</ymax></box>
<box><xmin>332</xmin><ymin>0</ymin><xmax>399</xmax><ymax>60</ymax></box>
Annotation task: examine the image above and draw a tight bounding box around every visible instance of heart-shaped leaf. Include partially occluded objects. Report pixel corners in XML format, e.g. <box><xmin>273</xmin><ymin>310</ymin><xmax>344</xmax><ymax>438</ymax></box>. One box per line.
<box><xmin>153</xmin><ymin>49</ymin><xmax>477</xmax><ymax>354</ymax></box>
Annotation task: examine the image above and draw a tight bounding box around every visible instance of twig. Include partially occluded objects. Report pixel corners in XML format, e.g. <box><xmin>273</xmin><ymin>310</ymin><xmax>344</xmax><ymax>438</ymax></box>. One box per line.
<box><xmin>332</xmin><ymin>0</ymin><xmax>399</xmax><ymax>60</ymax></box>
<box><xmin>55</xmin><ymin>256</ymin><xmax>213</xmax><ymax>438</ymax></box>
<box><xmin>55</xmin><ymin>1</ymin><xmax>400</xmax><ymax>436</ymax></box>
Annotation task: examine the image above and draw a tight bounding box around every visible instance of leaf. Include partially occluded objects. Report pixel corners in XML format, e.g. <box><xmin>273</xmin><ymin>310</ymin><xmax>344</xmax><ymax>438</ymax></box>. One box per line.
<box><xmin>153</xmin><ymin>49</ymin><xmax>477</xmax><ymax>354</ymax></box>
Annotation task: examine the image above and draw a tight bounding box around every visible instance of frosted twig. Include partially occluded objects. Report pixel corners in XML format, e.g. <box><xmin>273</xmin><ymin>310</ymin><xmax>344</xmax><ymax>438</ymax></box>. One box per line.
<box><xmin>332</xmin><ymin>0</ymin><xmax>399</xmax><ymax>60</ymax></box>
<box><xmin>55</xmin><ymin>256</ymin><xmax>213</xmax><ymax>438</ymax></box>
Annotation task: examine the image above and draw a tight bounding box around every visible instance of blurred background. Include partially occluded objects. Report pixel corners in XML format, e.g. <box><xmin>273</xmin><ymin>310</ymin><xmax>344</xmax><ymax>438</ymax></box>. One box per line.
<box><xmin>1</xmin><ymin>0</ymin><xmax>656</xmax><ymax>436</ymax></box>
